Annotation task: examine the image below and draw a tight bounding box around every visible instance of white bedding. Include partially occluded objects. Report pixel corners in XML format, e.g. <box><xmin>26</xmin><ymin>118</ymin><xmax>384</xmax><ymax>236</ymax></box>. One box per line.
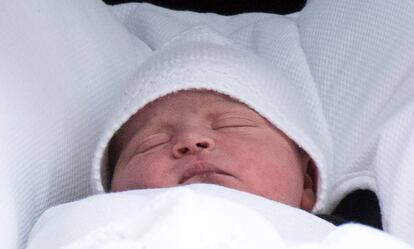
<box><xmin>26</xmin><ymin>185</ymin><xmax>411</xmax><ymax>249</ymax></box>
<box><xmin>2</xmin><ymin>0</ymin><xmax>414</xmax><ymax>248</ymax></box>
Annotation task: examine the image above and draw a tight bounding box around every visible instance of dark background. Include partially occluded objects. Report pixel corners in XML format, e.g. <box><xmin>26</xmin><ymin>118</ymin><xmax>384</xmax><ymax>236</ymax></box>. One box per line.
<box><xmin>102</xmin><ymin>0</ymin><xmax>307</xmax><ymax>15</ymax></box>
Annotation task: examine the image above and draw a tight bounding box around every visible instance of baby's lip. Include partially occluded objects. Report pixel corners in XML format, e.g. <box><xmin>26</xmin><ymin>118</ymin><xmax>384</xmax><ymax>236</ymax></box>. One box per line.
<box><xmin>179</xmin><ymin>162</ymin><xmax>232</xmax><ymax>184</ymax></box>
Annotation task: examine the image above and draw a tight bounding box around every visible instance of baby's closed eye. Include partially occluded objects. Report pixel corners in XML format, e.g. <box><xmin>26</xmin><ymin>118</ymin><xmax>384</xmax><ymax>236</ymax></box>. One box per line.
<box><xmin>136</xmin><ymin>133</ymin><xmax>171</xmax><ymax>153</ymax></box>
<box><xmin>212</xmin><ymin>117</ymin><xmax>258</xmax><ymax>131</ymax></box>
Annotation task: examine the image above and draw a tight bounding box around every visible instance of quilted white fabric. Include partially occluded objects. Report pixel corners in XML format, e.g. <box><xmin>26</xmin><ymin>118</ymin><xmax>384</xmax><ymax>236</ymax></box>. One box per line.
<box><xmin>0</xmin><ymin>1</ymin><xmax>150</xmax><ymax>249</ymax></box>
<box><xmin>298</xmin><ymin>0</ymin><xmax>414</xmax><ymax>242</ymax></box>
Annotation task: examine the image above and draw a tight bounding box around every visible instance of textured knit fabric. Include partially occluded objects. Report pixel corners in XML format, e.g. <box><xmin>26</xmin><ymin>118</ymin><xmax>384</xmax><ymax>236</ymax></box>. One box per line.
<box><xmin>298</xmin><ymin>0</ymin><xmax>414</xmax><ymax>243</ymax></box>
<box><xmin>0</xmin><ymin>1</ymin><xmax>150</xmax><ymax>249</ymax></box>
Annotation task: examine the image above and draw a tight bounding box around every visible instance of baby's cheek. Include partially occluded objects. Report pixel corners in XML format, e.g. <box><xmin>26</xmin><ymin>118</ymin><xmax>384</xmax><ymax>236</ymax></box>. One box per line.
<box><xmin>131</xmin><ymin>155</ymin><xmax>178</xmax><ymax>188</ymax></box>
<box><xmin>111</xmin><ymin>170</ymin><xmax>136</xmax><ymax>191</ymax></box>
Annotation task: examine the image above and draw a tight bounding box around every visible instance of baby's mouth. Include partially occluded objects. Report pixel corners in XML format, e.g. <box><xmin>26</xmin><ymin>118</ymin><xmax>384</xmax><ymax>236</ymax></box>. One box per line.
<box><xmin>179</xmin><ymin>162</ymin><xmax>233</xmax><ymax>184</ymax></box>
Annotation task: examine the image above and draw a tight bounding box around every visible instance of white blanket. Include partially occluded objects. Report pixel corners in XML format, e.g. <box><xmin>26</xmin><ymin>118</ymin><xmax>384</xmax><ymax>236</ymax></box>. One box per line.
<box><xmin>3</xmin><ymin>1</ymin><xmax>414</xmax><ymax>248</ymax></box>
<box><xmin>26</xmin><ymin>185</ymin><xmax>411</xmax><ymax>249</ymax></box>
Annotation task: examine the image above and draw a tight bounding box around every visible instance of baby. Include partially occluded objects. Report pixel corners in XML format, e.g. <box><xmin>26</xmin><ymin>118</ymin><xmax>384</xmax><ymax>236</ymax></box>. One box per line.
<box><xmin>27</xmin><ymin>85</ymin><xmax>334</xmax><ymax>248</ymax></box>
<box><xmin>108</xmin><ymin>89</ymin><xmax>317</xmax><ymax>211</ymax></box>
<box><xmin>27</xmin><ymin>28</ymin><xmax>336</xmax><ymax>249</ymax></box>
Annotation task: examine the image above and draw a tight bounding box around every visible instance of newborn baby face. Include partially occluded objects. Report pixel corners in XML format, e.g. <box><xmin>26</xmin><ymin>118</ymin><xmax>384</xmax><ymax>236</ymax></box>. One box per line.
<box><xmin>110</xmin><ymin>90</ymin><xmax>316</xmax><ymax>210</ymax></box>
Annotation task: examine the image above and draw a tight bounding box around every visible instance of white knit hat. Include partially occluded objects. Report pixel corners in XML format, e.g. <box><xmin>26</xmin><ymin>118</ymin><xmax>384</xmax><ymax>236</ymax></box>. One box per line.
<box><xmin>91</xmin><ymin>27</ymin><xmax>332</xmax><ymax>212</ymax></box>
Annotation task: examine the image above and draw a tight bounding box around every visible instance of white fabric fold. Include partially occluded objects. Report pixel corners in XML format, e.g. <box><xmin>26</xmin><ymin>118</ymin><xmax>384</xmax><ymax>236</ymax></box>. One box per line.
<box><xmin>26</xmin><ymin>185</ymin><xmax>335</xmax><ymax>249</ymax></box>
<box><xmin>298</xmin><ymin>0</ymin><xmax>414</xmax><ymax>243</ymax></box>
<box><xmin>26</xmin><ymin>185</ymin><xmax>412</xmax><ymax>249</ymax></box>
<box><xmin>0</xmin><ymin>1</ymin><xmax>150</xmax><ymax>248</ymax></box>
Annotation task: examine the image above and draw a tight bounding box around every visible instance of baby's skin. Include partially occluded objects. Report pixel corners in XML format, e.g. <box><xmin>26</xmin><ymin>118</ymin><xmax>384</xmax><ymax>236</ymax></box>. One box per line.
<box><xmin>109</xmin><ymin>90</ymin><xmax>316</xmax><ymax>211</ymax></box>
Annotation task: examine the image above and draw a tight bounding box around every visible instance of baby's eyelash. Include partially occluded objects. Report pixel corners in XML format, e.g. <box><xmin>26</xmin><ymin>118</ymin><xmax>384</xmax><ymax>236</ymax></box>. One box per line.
<box><xmin>212</xmin><ymin>117</ymin><xmax>257</xmax><ymax>129</ymax></box>
<box><xmin>136</xmin><ymin>133</ymin><xmax>170</xmax><ymax>154</ymax></box>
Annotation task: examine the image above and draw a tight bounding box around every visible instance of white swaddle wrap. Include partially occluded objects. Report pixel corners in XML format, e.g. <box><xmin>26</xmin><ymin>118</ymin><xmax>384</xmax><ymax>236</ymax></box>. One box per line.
<box><xmin>27</xmin><ymin>185</ymin><xmax>335</xmax><ymax>249</ymax></box>
<box><xmin>27</xmin><ymin>185</ymin><xmax>413</xmax><ymax>249</ymax></box>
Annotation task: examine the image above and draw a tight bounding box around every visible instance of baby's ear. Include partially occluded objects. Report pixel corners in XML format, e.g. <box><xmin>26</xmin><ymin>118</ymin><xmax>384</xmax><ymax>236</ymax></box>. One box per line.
<box><xmin>300</xmin><ymin>153</ymin><xmax>317</xmax><ymax>211</ymax></box>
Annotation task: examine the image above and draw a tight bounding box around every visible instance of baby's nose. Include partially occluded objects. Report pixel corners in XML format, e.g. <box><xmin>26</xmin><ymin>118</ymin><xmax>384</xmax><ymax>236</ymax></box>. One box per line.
<box><xmin>172</xmin><ymin>134</ymin><xmax>215</xmax><ymax>158</ymax></box>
